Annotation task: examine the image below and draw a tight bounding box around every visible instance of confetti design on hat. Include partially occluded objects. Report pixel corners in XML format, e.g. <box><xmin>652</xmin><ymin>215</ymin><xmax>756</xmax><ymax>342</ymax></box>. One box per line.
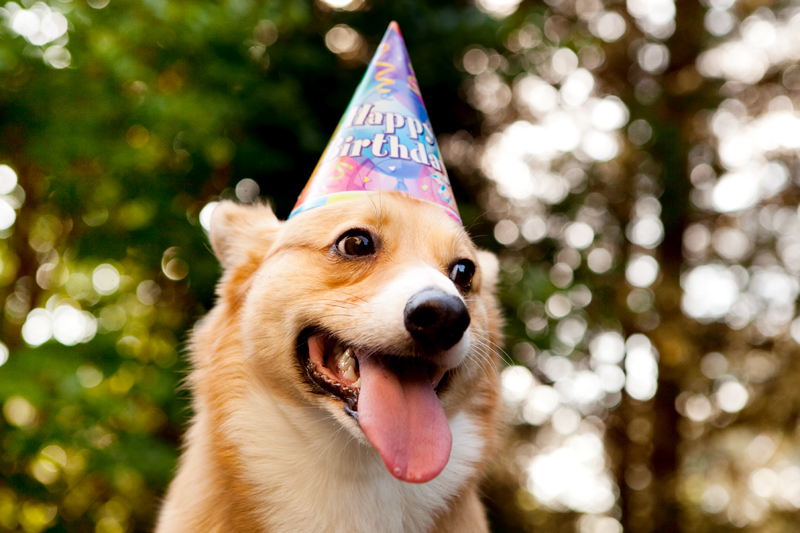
<box><xmin>290</xmin><ymin>21</ymin><xmax>460</xmax><ymax>223</ymax></box>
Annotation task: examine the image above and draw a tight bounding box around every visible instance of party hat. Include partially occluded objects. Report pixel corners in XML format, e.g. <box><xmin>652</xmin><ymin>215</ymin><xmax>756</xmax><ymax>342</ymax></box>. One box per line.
<box><xmin>289</xmin><ymin>22</ymin><xmax>460</xmax><ymax>223</ymax></box>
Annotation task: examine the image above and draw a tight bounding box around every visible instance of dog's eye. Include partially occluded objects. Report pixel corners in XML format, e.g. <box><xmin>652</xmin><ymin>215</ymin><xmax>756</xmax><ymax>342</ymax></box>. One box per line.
<box><xmin>336</xmin><ymin>231</ymin><xmax>375</xmax><ymax>257</ymax></box>
<box><xmin>449</xmin><ymin>259</ymin><xmax>475</xmax><ymax>292</ymax></box>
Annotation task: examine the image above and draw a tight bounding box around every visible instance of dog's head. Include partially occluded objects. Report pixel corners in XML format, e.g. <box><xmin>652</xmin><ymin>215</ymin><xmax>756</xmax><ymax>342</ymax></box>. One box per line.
<box><xmin>208</xmin><ymin>192</ymin><xmax>500</xmax><ymax>484</ymax></box>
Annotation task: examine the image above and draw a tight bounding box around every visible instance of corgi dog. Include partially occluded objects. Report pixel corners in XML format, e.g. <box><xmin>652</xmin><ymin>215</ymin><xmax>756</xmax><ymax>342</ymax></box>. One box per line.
<box><xmin>156</xmin><ymin>192</ymin><xmax>502</xmax><ymax>533</ymax></box>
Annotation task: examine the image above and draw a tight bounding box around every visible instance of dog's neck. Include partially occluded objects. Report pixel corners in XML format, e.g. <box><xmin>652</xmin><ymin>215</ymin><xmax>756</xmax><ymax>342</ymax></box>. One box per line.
<box><xmin>205</xmin><ymin>386</ymin><xmax>485</xmax><ymax>533</ymax></box>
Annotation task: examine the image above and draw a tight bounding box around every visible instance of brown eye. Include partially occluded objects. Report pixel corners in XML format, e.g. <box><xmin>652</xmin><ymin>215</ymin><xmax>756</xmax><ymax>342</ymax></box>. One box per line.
<box><xmin>449</xmin><ymin>260</ymin><xmax>475</xmax><ymax>292</ymax></box>
<box><xmin>336</xmin><ymin>231</ymin><xmax>375</xmax><ymax>257</ymax></box>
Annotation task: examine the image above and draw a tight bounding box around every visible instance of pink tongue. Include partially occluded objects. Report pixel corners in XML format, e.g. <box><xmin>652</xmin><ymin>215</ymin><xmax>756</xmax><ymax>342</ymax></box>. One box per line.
<box><xmin>357</xmin><ymin>355</ymin><xmax>452</xmax><ymax>483</ymax></box>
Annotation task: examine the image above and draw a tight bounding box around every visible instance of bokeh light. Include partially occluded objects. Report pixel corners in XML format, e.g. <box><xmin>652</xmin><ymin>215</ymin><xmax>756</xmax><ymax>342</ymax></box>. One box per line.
<box><xmin>624</xmin><ymin>334</ymin><xmax>658</xmax><ymax>401</ymax></box>
<box><xmin>3</xmin><ymin>2</ymin><xmax>68</xmax><ymax>46</ymax></box>
<box><xmin>0</xmin><ymin>164</ymin><xmax>17</xmax><ymax>194</ymax></box>
<box><xmin>527</xmin><ymin>430</ymin><xmax>616</xmax><ymax>514</ymax></box>
<box><xmin>21</xmin><ymin>308</ymin><xmax>53</xmax><ymax>347</ymax></box>
<box><xmin>199</xmin><ymin>201</ymin><xmax>218</xmax><ymax>232</ymax></box>
<box><xmin>475</xmin><ymin>0</ymin><xmax>523</xmax><ymax>18</ymax></box>
<box><xmin>0</xmin><ymin>198</ymin><xmax>15</xmax><ymax>231</ymax></box>
<box><xmin>92</xmin><ymin>264</ymin><xmax>120</xmax><ymax>295</ymax></box>
<box><xmin>626</xmin><ymin>255</ymin><xmax>659</xmax><ymax>288</ymax></box>
<box><xmin>324</xmin><ymin>24</ymin><xmax>365</xmax><ymax>60</ymax></box>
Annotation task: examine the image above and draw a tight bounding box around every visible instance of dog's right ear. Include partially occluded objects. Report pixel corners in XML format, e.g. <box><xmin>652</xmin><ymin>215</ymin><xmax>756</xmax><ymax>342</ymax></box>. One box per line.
<box><xmin>209</xmin><ymin>201</ymin><xmax>281</xmax><ymax>270</ymax></box>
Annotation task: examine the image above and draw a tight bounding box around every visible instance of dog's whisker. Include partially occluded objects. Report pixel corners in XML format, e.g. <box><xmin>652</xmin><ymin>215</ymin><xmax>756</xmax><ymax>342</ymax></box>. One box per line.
<box><xmin>467</xmin><ymin>336</ymin><xmax>507</xmax><ymax>378</ymax></box>
<box><xmin>472</xmin><ymin>342</ymin><xmax>509</xmax><ymax>372</ymax></box>
<box><xmin>466</xmin><ymin>348</ymin><xmax>497</xmax><ymax>380</ymax></box>
<box><xmin>471</xmin><ymin>330</ymin><xmax>514</xmax><ymax>367</ymax></box>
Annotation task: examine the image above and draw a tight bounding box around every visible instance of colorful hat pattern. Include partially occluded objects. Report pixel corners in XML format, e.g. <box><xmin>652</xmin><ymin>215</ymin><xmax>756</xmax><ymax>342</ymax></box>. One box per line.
<box><xmin>289</xmin><ymin>22</ymin><xmax>460</xmax><ymax>223</ymax></box>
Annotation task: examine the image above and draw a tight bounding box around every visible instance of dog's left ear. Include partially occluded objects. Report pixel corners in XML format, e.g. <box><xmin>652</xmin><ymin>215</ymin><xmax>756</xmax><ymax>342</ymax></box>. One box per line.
<box><xmin>476</xmin><ymin>250</ymin><xmax>500</xmax><ymax>295</ymax></box>
<box><xmin>210</xmin><ymin>201</ymin><xmax>281</xmax><ymax>270</ymax></box>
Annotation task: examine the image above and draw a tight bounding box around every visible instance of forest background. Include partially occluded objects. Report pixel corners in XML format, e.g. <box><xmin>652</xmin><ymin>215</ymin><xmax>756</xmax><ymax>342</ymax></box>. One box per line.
<box><xmin>2</xmin><ymin>0</ymin><xmax>800</xmax><ymax>532</ymax></box>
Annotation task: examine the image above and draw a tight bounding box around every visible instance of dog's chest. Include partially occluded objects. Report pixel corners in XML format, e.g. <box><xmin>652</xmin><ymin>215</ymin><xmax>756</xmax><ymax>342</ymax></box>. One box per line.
<box><xmin>233</xmin><ymin>394</ymin><xmax>485</xmax><ymax>533</ymax></box>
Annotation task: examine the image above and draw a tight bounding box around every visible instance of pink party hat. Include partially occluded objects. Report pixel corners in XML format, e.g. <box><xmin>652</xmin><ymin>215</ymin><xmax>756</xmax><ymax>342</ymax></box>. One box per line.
<box><xmin>289</xmin><ymin>22</ymin><xmax>460</xmax><ymax>223</ymax></box>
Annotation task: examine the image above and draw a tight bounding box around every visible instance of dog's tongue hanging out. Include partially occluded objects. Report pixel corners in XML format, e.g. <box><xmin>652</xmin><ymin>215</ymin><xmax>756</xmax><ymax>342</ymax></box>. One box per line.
<box><xmin>358</xmin><ymin>355</ymin><xmax>452</xmax><ymax>483</ymax></box>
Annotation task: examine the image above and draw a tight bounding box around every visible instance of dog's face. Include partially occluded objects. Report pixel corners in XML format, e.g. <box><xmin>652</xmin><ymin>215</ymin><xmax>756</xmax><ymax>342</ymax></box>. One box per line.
<box><xmin>209</xmin><ymin>192</ymin><xmax>500</xmax><ymax>485</ymax></box>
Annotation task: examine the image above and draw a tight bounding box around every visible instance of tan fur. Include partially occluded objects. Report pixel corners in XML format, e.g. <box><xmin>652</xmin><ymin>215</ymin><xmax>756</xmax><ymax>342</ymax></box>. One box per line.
<box><xmin>156</xmin><ymin>192</ymin><xmax>502</xmax><ymax>533</ymax></box>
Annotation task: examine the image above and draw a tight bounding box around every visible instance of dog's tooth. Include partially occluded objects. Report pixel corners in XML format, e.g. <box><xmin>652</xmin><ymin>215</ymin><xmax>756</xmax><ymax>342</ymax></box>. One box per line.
<box><xmin>344</xmin><ymin>365</ymin><xmax>357</xmax><ymax>382</ymax></box>
<box><xmin>337</xmin><ymin>348</ymin><xmax>355</xmax><ymax>370</ymax></box>
<box><xmin>352</xmin><ymin>378</ymin><xmax>361</xmax><ymax>388</ymax></box>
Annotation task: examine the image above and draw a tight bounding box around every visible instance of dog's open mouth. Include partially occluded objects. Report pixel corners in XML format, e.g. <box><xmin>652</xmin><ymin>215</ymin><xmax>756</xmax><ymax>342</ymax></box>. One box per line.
<box><xmin>298</xmin><ymin>330</ymin><xmax>453</xmax><ymax>483</ymax></box>
<box><xmin>299</xmin><ymin>330</ymin><xmax>449</xmax><ymax>408</ymax></box>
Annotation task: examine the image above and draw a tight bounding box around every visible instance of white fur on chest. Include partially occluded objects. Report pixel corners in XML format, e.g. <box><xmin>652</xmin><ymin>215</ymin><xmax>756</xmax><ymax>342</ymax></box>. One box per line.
<box><xmin>228</xmin><ymin>390</ymin><xmax>484</xmax><ymax>533</ymax></box>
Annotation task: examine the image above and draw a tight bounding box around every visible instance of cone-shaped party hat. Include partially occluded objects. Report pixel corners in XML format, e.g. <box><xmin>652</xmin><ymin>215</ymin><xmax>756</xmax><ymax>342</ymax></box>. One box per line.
<box><xmin>289</xmin><ymin>22</ymin><xmax>460</xmax><ymax>223</ymax></box>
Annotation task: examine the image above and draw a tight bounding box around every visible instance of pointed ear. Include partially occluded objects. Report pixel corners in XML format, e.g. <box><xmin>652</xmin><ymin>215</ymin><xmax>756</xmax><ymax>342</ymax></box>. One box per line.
<box><xmin>209</xmin><ymin>201</ymin><xmax>281</xmax><ymax>270</ymax></box>
<box><xmin>476</xmin><ymin>249</ymin><xmax>500</xmax><ymax>295</ymax></box>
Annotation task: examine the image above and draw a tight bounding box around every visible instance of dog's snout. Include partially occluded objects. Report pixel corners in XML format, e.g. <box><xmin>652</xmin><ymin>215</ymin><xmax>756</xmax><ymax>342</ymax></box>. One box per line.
<box><xmin>404</xmin><ymin>288</ymin><xmax>470</xmax><ymax>351</ymax></box>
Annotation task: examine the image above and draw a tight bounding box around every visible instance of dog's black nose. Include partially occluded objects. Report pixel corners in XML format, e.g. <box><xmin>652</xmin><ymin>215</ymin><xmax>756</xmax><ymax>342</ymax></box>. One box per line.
<box><xmin>404</xmin><ymin>288</ymin><xmax>470</xmax><ymax>351</ymax></box>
